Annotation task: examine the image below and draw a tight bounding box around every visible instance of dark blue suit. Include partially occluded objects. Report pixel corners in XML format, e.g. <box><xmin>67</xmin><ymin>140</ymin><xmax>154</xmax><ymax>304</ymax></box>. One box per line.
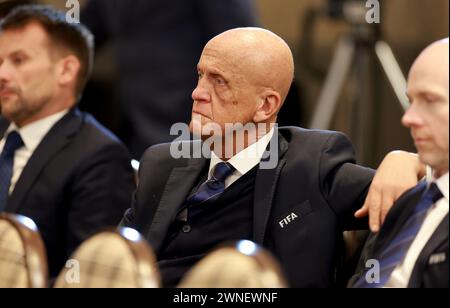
<box><xmin>349</xmin><ymin>182</ymin><xmax>449</xmax><ymax>288</ymax></box>
<box><xmin>1</xmin><ymin>109</ymin><xmax>135</xmax><ymax>277</ymax></box>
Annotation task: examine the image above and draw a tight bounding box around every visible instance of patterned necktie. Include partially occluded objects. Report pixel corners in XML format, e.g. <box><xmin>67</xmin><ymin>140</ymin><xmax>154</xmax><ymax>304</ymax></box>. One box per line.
<box><xmin>354</xmin><ymin>182</ymin><xmax>443</xmax><ymax>288</ymax></box>
<box><xmin>185</xmin><ymin>162</ymin><xmax>235</xmax><ymax>219</ymax></box>
<box><xmin>0</xmin><ymin>131</ymin><xmax>24</xmax><ymax>211</ymax></box>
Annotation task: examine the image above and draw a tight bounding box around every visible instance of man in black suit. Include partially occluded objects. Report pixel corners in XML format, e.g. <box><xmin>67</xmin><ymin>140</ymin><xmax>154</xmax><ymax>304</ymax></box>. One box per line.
<box><xmin>121</xmin><ymin>28</ymin><xmax>424</xmax><ymax>287</ymax></box>
<box><xmin>81</xmin><ymin>0</ymin><xmax>258</xmax><ymax>158</ymax></box>
<box><xmin>0</xmin><ymin>5</ymin><xmax>135</xmax><ymax>278</ymax></box>
<box><xmin>350</xmin><ymin>39</ymin><xmax>449</xmax><ymax>288</ymax></box>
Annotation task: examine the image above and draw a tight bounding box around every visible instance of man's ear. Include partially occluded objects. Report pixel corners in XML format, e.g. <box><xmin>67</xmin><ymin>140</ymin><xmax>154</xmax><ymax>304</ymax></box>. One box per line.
<box><xmin>252</xmin><ymin>89</ymin><xmax>282</xmax><ymax>123</ymax></box>
<box><xmin>57</xmin><ymin>55</ymin><xmax>80</xmax><ymax>87</ymax></box>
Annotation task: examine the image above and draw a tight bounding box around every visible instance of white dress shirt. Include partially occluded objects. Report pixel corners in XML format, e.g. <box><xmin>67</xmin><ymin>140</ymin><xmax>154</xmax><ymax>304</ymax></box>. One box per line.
<box><xmin>0</xmin><ymin>110</ymin><xmax>68</xmax><ymax>194</ymax></box>
<box><xmin>385</xmin><ymin>171</ymin><xmax>449</xmax><ymax>287</ymax></box>
<box><xmin>209</xmin><ymin>127</ymin><xmax>275</xmax><ymax>189</ymax></box>
<box><xmin>176</xmin><ymin>128</ymin><xmax>275</xmax><ymax>222</ymax></box>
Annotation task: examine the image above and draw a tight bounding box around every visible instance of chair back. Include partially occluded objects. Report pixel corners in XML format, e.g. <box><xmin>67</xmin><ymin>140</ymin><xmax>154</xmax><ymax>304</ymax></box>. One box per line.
<box><xmin>179</xmin><ymin>240</ymin><xmax>288</xmax><ymax>288</ymax></box>
<box><xmin>0</xmin><ymin>213</ymin><xmax>48</xmax><ymax>288</ymax></box>
<box><xmin>54</xmin><ymin>227</ymin><xmax>160</xmax><ymax>288</ymax></box>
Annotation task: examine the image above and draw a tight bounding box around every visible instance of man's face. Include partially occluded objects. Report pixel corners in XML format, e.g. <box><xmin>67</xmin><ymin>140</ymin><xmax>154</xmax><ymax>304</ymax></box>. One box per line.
<box><xmin>190</xmin><ymin>42</ymin><xmax>260</xmax><ymax>140</ymax></box>
<box><xmin>0</xmin><ymin>22</ymin><xmax>58</xmax><ymax>127</ymax></box>
<box><xmin>402</xmin><ymin>43</ymin><xmax>449</xmax><ymax>175</ymax></box>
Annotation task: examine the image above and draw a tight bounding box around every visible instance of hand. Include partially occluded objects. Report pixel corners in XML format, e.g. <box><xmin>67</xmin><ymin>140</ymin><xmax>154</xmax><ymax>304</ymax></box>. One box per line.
<box><xmin>355</xmin><ymin>151</ymin><xmax>425</xmax><ymax>232</ymax></box>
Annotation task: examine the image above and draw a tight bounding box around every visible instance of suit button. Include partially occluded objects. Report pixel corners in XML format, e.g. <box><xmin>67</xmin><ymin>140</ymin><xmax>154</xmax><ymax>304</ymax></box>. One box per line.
<box><xmin>182</xmin><ymin>224</ymin><xmax>192</xmax><ymax>233</ymax></box>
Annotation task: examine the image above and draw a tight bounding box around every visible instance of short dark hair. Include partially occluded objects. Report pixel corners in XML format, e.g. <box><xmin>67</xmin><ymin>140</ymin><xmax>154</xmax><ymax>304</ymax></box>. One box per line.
<box><xmin>0</xmin><ymin>4</ymin><xmax>94</xmax><ymax>99</ymax></box>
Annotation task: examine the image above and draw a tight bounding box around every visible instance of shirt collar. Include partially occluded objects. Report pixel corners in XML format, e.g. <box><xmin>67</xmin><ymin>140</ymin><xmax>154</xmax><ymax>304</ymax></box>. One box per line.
<box><xmin>5</xmin><ymin>109</ymin><xmax>69</xmax><ymax>152</ymax></box>
<box><xmin>209</xmin><ymin>127</ymin><xmax>275</xmax><ymax>178</ymax></box>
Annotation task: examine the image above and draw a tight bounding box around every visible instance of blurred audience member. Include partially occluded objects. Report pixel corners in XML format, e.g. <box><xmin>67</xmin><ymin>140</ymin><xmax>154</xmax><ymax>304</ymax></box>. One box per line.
<box><xmin>0</xmin><ymin>0</ymin><xmax>35</xmax><ymax>129</ymax></box>
<box><xmin>0</xmin><ymin>5</ymin><xmax>135</xmax><ymax>278</ymax></box>
<box><xmin>350</xmin><ymin>38</ymin><xmax>449</xmax><ymax>288</ymax></box>
<box><xmin>81</xmin><ymin>0</ymin><xmax>258</xmax><ymax>159</ymax></box>
<box><xmin>179</xmin><ymin>240</ymin><xmax>288</xmax><ymax>288</ymax></box>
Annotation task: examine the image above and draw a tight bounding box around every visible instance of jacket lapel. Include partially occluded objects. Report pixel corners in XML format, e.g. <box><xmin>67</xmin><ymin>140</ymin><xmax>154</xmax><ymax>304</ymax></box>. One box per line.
<box><xmin>253</xmin><ymin>131</ymin><xmax>288</xmax><ymax>245</ymax></box>
<box><xmin>371</xmin><ymin>182</ymin><xmax>427</xmax><ymax>255</ymax></box>
<box><xmin>147</xmin><ymin>155</ymin><xmax>207</xmax><ymax>251</ymax></box>
<box><xmin>6</xmin><ymin>109</ymin><xmax>81</xmax><ymax>212</ymax></box>
<box><xmin>148</xmin><ymin>129</ymin><xmax>289</xmax><ymax>249</ymax></box>
<box><xmin>408</xmin><ymin>213</ymin><xmax>449</xmax><ymax>288</ymax></box>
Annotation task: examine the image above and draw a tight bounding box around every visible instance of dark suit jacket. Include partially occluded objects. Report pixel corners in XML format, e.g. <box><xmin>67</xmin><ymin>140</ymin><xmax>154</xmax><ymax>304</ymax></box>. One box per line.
<box><xmin>349</xmin><ymin>182</ymin><xmax>449</xmax><ymax>288</ymax></box>
<box><xmin>81</xmin><ymin>0</ymin><xmax>258</xmax><ymax>157</ymax></box>
<box><xmin>1</xmin><ymin>109</ymin><xmax>135</xmax><ymax>277</ymax></box>
<box><xmin>122</xmin><ymin>127</ymin><xmax>375</xmax><ymax>287</ymax></box>
<box><xmin>0</xmin><ymin>116</ymin><xmax>8</xmax><ymax>133</ymax></box>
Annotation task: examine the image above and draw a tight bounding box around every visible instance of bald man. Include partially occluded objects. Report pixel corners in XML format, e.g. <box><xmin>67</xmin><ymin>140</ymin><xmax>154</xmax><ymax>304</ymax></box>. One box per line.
<box><xmin>122</xmin><ymin>28</ymin><xmax>423</xmax><ymax>287</ymax></box>
<box><xmin>350</xmin><ymin>39</ymin><xmax>449</xmax><ymax>288</ymax></box>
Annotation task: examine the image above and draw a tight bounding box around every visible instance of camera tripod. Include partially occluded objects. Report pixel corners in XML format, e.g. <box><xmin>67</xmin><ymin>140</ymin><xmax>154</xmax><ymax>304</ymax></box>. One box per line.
<box><xmin>309</xmin><ymin>1</ymin><xmax>408</xmax><ymax>164</ymax></box>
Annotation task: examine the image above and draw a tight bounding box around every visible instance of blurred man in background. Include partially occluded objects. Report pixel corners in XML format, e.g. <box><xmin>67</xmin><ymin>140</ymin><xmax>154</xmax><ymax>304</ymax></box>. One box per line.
<box><xmin>0</xmin><ymin>0</ymin><xmax>35</xmax><ymax>130</ymax></box>
<box><xmin>0</xmin><ymin>5</ymin><xmax>134</xmax><ymax>278</ymax></box>
<box><xmin>351</xmin><ymin>38</ymin><xmax>449</xmax><ymax>288</ymax></box>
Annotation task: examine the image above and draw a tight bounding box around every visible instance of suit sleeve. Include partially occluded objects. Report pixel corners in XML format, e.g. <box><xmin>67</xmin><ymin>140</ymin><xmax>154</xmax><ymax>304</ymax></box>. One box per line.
<box><xmin>66</xmin><ymin>142</ymin><xmax>135</xmax><ymax>254</ymax></box>
<box><xmin>119</xmin><ymin>144</ymin><xmax>176</xmax><ymax>236</ymax></box>
<box><xmin>119</xmin><ymin>147</ymin><xmax>154</xmax><ymax>230</ymax></box>
<box><xmin>319</xmin><ymin>132</ymin><xmax>375</xmax><ymax>230</ymax></box>
<box><xmin>119</xmin><ymin>192</ymin><xmax>136</xmax><ymax>228</ymax></box>
<box><xmin>118</xmin><ymin>145</ymin><xmax>160</xmax><ymax>231</ymax></box>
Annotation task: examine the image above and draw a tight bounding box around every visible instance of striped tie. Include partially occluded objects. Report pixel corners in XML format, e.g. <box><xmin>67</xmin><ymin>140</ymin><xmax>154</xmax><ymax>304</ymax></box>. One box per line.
<box><xmin>186</xmin><ymin>162</ymin><xmax>235</xmax><ymax>219</ymax></box>
<box><xmin>354</xmin><ymin>182</ymin><xmax>443</xmax><ymax>288</ymax></box>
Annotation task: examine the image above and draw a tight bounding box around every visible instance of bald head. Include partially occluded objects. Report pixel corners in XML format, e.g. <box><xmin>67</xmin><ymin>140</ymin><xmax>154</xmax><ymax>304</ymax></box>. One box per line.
<box><xmin>403</xmin><ymin>38</ymin><xmax>449</xmax><ymax>176</ymax></box>
<box><xmin>191</xmin><ymin>27</ymin><xmax>294</xmax><ymax>144</ymax></box>
<box><xmin>408</xmin><ymin>38</ymin><xmax>449</xmax><ymax>92</ymax></box>
<box><xmin>205</xmin><ymin>27</ymin><xmax>295</xmax><ymax>104</ymax></box>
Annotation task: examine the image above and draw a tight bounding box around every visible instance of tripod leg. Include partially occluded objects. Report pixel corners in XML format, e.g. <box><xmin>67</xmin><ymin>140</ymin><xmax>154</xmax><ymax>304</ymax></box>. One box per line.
<box><xmin>352</xmin><ymin>40</ymin><xmax>374</xmax><ymax>165</ymax></box>
<box><xmin>310</xmin><ymin>37</ymin><xmax>355</xmax><ymax>129</ymax></box>
<box><xmin>375</xmin><ymin>41</ymin><xmax>409</xmax><ymax>111</ymax></box>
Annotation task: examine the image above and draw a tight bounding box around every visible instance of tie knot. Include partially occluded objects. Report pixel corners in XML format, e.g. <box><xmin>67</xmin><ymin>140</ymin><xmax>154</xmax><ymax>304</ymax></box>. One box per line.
<box><xmin>1</xmin><ymin>131</ymin><xmax>24</xmax><ymax>158</ymax></box>
<box><xmin>424</xmin><ymin>182</ymin><xmax>443</xmax><ymax>204</ymax></box>
<box><xmin>212</xmin><ymin>162</ymin><xmax>235</xmax><ymax>183</ymax></box>
<box><xmin>413</xmin><ymin>182</ymin><xmax>444</xmax><ymax>215</ymax></box>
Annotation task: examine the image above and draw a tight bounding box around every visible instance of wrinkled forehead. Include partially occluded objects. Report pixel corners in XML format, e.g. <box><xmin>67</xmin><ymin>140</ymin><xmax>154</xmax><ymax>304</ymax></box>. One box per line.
<box><xmin>199</xmin><ymin>42</ymin><xmax>255</xmax><ymax>80</ymax></box>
